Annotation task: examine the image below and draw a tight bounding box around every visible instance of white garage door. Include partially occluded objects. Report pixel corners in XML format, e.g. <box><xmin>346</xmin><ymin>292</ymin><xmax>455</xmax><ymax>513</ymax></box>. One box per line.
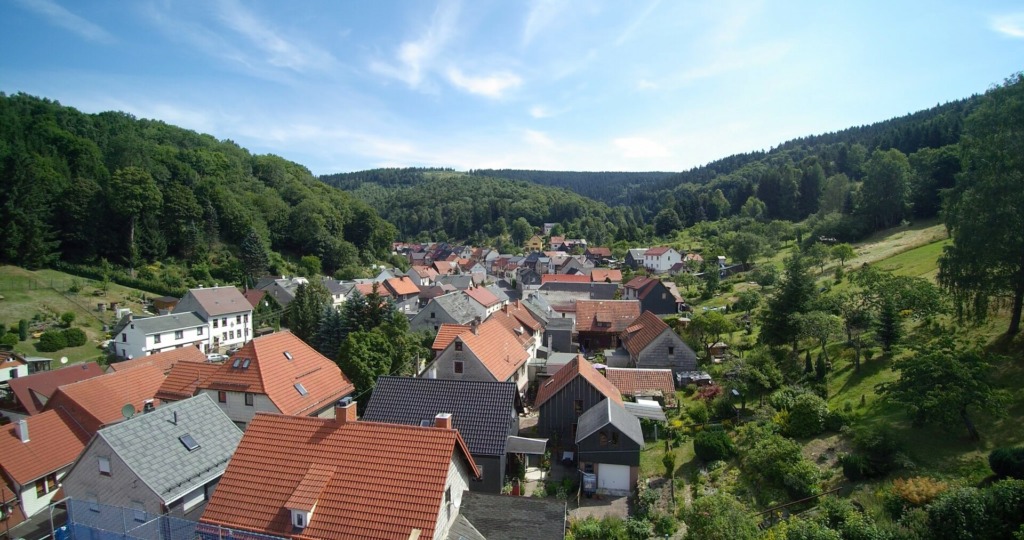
<box><xmin>597</xmin><ymin>464</ymin><xmax>631</xmax><ymax>492</ymax></box>
<box><xmin>181</xmin><ymin>486</ymin><xmax>206</xmax><ymax>513</ymax></box>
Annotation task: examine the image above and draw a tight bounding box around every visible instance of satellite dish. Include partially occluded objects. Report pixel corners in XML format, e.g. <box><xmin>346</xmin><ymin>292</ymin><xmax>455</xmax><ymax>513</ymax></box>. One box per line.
<box><xmin>60</xmin><ymin>357</ymin><xmax>68</xmax><ymax>365</ymax></box>
<box><xmin>121</xmin><ymin>404</ymin><xmax>136</xmax><ymax>419</ymax></box>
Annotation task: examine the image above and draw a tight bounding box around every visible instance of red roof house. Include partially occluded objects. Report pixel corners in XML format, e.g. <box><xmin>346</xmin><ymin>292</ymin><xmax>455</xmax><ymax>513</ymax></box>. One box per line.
<box><xmin>7</xmin><ymin>361</ymin><xmax>105</xmax><ymax>415</ymax></box>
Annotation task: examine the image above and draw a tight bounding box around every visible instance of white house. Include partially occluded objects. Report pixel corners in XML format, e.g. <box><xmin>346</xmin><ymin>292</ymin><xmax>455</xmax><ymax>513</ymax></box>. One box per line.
<box><xmin>0</xmin><ymin>411</ymin><xmax>86</xmax><ymax>519</ymax></box>
<box><xmin>172</xmin><ymin>286</ymin><xmax>253</xmax><ymax>354</ymax></box>
<box><xmin>643</xmin><ymin>247</ymin><xmax>682</xmax><ymax>274</ymax></box>
<box><xmin>0</xmin><ymin>353</ymin><xmax>29</xmax><ymax>383</ymax></box>
<box><xmin>112</xmin><ymin>312</ymin><xmax>208</xmax><ymax>360</ymax></box>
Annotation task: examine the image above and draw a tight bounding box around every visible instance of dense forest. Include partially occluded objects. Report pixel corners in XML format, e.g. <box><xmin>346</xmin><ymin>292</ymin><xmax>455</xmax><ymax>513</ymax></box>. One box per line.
<box><xmin>467</xmin><ymin>169</ymin><xmax>675</xmax><ymax>206</ymax></box>
<box><xmin>0</xmin><ymin>93</ymin><xmax>396</xmax><ymax>280</ymax></box>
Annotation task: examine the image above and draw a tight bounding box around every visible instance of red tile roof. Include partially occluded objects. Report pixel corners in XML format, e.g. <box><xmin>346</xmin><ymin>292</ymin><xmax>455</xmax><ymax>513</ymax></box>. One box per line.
<box><xmin>487</xmin><ymin>304</ymin><xmax>541</xmax><ymax>349</ymax></box>
<box><xmin>175</xmin><ymin>286</ymin><xmax>251</xmax><ymax>317</ymax></box>
<box><xmin>498</xmin><ymin>301</ymin><xmax>543</xmax><ymax>333</ymax></box>
<box><xmin>202</xmin><ymin>332</ymin><xmax>355</xmax><ymax>416</ymax></box>
<box><xmin>645</xmin><ymin>246</ymin><xmax>672</xmax><ymax>257</ymax></box>
<box><xmin>241</xmin><ymin>288</ymin><xmax>266</xmax><ymax>309</ymax></box>
<box><xmin>0</xmin><ymin>410</ymin><xmax>87</xmax><ymax>485</ymax></box>
<box><xmin>541</xmin><ymin>274</ymin><xmax>589</xmax><ymax>284</ymax></box>
<box><xmin>156</xmin><ymin>362</ymin><xmax>222</xmax><ymax>401</ymax></box>
<box><xmin>108</xmin><ymin>345</ymin><xmax>206</xmax><ymax>374</ymax></box>
<box><xmin>453</xmin><ymin>319</ymin><xmax>530</xmax><ymax>382</ymax></box>
<box><xmin>7</xmin><ymin>362</ymin><xmax>105</xmax><ymax>415</ymax></box>
<box><xmin>45</xmin><ymin>364</ymin><xmax>166</xmax><ymax>437</ymax></box>
<box><xmin>604</xmin><ymin>367</ymin><xmax>675</xmax><ymax>397</ymax></box>
<box><xmin>621</xmin><ymin>311</ymin><xmax>671</xmax><ymax>357</ymax></box>
<box><xmin>590</xmin><ymin>269</ymin><xmax>623</xmax><ymax>283</ymax></box>
<box><xmin>534</xmin><ymin>356</ymin><xmax>622</xmax><ymax>407</ymax></box>
<box><xmin>200</xmin><ymin>413</ymin><xmax>479</xmax><ymax>540</ymax></box>
<box><xmin>575</xmin><ymin>300</ymin><xmax>641</xmax><ymax>334</ymax></box>
<box><xmin>431</xmin><ymin>324</ymin><xmax>472</xmax><ymax>352</ymax></box>
<box><xmin>433</xmin><ymin>261</ymin><xmax>456</xmax><ymax>275</ymax></box>
<box><xmin>354</xmin><ymin>282</ymin><xmax>390</xmax><ymax>298</ymax></box>
<box><xmin>465</xmin><ymin>286</ymin><xmax>500</xmax><ymax>308</ymax></box>
<box><xmin>586</xmin><ymin>247</ymin><xmax>612</xmax><ymax>257</ymax></box>
<box><xmin>383</xmin><ymin>276</ymin><xmax>420</xmax><ymax>297</ymax></box>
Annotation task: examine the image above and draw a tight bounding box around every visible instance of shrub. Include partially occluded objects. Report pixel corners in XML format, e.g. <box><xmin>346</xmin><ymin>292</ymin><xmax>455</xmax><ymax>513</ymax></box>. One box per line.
<box><xmin>37</xmin><ymin>330</ymin><xmax>67</xmax><ymax>352</ymax></box>
<box><xmin>824</xmin><ymin>410</ymin><xmax>848</xmax><ymax>432</ymax></box>
<box><xmin>651</xmin><ymin>512</ymin><xmax>677</xmax><ymax>536</ymax></box>
<box><xmin>688</xmin><ymin>401</ymin><xmax>710</xmax><ymax>424</ymax></box>
<box><xmin>62</xmin><ymin>327</ymin><xmax>87</xmax><ymax>347</ymax></box>
<box><xmin>926</xmin><ymin>487</ymin><xmax>988</xmax><ymax>540</ymax></box>
<box><xmin>625</xmin><ymin>518</ymin><xmax>652</xmax><ymax>540</ymax></box>
<box><xmin>840</xmin><ymin>453</ymin><xmax>869</xmax><ymax>482</ymax></box>
<box><xmin>989</xmin><ymin>447</ymin><xmax>1024</xmax><ymax>479</ymax></box>
<box><xmin>18</xmin><ymin>319</ymin><xmax>28</xmax><ymax>341</ymax></box>
<box><xmin>60</xmin><ymin>312</ymin><xmax>76</xmax><ymax>327</ymax></box>
<box><xmin>697</xmin><ymin>384</ymin><xmax>723</xmax><ymax>401</ymax></box>
<box><xmin>684</xmin><ymin>493</ymin><xmax>760</xmax><ymax>540</ymax></box>
<box><xmin>711</xmin><ymin>396</ymin><xmax>737</xmax><ymax>420</ymax></box>
<box><xmin>694</xmin><ymin>429</ymin><xmax>735</xmax><ymax>462</ymax></box>
<box><xmin>786</xmin><ymin>393</ymin><xmax>829</xmax><ymax>438</ymax></box>
<box><xmin>885</xmin><ymin>477</ymin><xmax>949</xmax><ymax>517</ymax></box>
<box><xmin>841</xmin><ymin>425</ymin><xmax>905</xmax><ymax>481</ymax></box>
<box><xmin>0</xmin><ymin>333</ymin><xmax>18</xmax><ymax>347</ymax></box>
<box><xmin>783</xmin><ymin>460</ymin><xmax>822</xmax><ymax>499</ymax></box>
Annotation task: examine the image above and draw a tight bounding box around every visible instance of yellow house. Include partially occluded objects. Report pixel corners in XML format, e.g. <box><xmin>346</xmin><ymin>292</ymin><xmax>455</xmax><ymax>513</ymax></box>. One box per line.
<box><xmin>525</xmin><ymin>234</ymin><xmax>543</xmax><ymax>251</ymax></box>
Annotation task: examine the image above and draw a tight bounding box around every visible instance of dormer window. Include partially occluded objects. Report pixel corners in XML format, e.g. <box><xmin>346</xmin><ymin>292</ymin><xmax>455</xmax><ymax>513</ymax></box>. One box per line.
<box><xmin>291</xmin><ymin>509</ymin><xmax>309</xmax><ymax>529</ymax></box>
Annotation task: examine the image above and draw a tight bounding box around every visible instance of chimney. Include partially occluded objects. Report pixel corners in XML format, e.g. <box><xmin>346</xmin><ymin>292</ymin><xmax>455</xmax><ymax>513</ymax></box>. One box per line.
<box><xmin>336</xmin><ymin>397</ymin><xmax>357</xmax><ymax>425</ymax></box>
<box><xmin>16</xmin><ymin>419</ymin><xmax>29</xmax><ymax>443</ymax></box>
<box><xmin>434</xmin><ymin>413</ymin><xmax>452</xmax><ymax>430</ymax></box>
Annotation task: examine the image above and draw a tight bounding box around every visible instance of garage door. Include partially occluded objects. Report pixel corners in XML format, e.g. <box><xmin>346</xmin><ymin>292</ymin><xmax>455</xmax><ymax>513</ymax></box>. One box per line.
<box><xmin>597</xmin><ymin>464</ymin><xmax>631</xmax><ymax>492</ymax></box>
<box><xmin>181</xmin><ymin>486</ymin><xmax>206</xmax><ymax>513</ymax></box>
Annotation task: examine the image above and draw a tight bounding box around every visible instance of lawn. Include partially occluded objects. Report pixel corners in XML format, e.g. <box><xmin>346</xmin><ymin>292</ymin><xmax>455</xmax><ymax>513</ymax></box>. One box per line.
<box><xmin>0</xmin><ymin>266</ymin><xmax>155</xmax><ymax>365</ymax></box>
<box><xmin>876</xmin><ymin>238</ymin><xmax>950</xmax><ymax>280</ymax></box>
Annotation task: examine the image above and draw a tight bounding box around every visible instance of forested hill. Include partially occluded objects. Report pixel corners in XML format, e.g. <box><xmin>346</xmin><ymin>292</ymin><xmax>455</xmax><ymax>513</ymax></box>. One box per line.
<box><xmin>319</xmin><ymin>169</ymin><xmax>638</xmax><ymax>246</ymax></box>
<box><xmin>0</xmin><ymin>93</ymin><xmax>396</xmax><ymax>276</ymax></box>
<box><xmin>467</xmin><ymin>170</ymin><xmax>675</xmax><ymax>206</ymax></box>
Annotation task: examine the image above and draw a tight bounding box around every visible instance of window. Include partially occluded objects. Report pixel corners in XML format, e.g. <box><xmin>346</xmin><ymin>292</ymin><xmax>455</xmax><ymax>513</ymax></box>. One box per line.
<box><xmin>179</xmin><ymin>434</ymin><xmax>200</xmax><ymax>451</ymax></box>
<box><xmin>213</xmin><ymin>319</ymin><xmax>219</xmax><ymax>328</ymax></box>
<box><xmin>236</xmin><ymin>315</ymin><xmax>241</xmax><ymax>324</ymax></box>
<box><xmin>122</xmin><ymin>333</ymin><xmax>127</xmax><ymax>342</ymax></box>
<box><xmin>599</xmin><ymin>432</ymin><xmax>608</xmax><ymax>446</ymax></box>
<box><xmin>174</xmin><ymin>330</ymin><xmax>183</xmax><ymax>340</ymax></box>
<box><xmin>222</xmin><ymin>332</ymin><xmax>227</xmax><ymax>341</ymax></box>
<box><xmin>9</xmin><ymin>369</ymin><xmax>16</xmax><ymax>379</ymax></box>
<box><xmin>229</xmin><ymin>330</ymin><xmax>234</xmax><ymax>340</ymax></box>
<box><xmin>454</xmin><ymin>342</ymin><xmax>463</xmax><ymax>352</ymax></box>
<box><xmin>244</xmin><ymin>314</ymin><xmax>249</xmax><ymax>323</ymax></box>
<box><xmin>430</xmin><ymin>312</ymin><xmax>436</xmax><ymax>319</ymax></box>
<box><xmin>221</xmin><ymin>317</ymin><xmax>227</xmax><ymax>327</ymax></box>
<box><xmin>217</xmin><ymin>391</ymin><xmax>227</xmax><ymax>403</ymax></box>
<box><xmin>574</xmin><ymin>400</ymin><xmax>583</xmax><ymax>415</ymax></box>
<box><xmin>132</xmin><ymin>501</ymin><xmax>146</xmax><ymax>522</ymax></box>
<box><xmin>197</xmin><ymin>326</ymin><xmax>204</xmax><ymax>336</ymax></box>
<box><xmin>153</xmin><ymin>333</ymin><xmax>161</xmax><ymax>344</ymax></box>
<box><xmin>611</xmin><ymin>433</ymin><xmax>619</xmax><ymax>445</ymax></box>
<box><xmin>245</xmin><ymin>393</ymin><xmax>254</xmax><ymax>406</ymax></box>
<box><xmin>34</xmin><ymin>475</ymin><xmax>57</xmax><ymax>497</ymax></box>
<box><xmin>35</xmin><ymin>479</ymin><xmax>46</xmax><ymax>497</ymax></box>
<box><xmin>98</xmin><ymin>456</ymin><xmax>111</xmax><ymax>476</ymax></box>
<box><xmin>88</xmin><ymin>495</ymin><xmax>99</xmax><ymax>512</ymax></box>
<box><xmin>295</xmin><ymin>513</ymin><xmax>305</xmax><ymax>528</ymax></box>
<box><xmin>668</xmin><ymin>346</ymin><xmax>675</xmax><ymax>356</ymax></box>
<box><xmin>295</xmin><ymin>382</ymin><xmax>308</xmax><ymax>396</ymax></box>
<box><xmin>454</xmin><ymin>361</ymin><xmax>464</xmax><ymax>374</ymax></box>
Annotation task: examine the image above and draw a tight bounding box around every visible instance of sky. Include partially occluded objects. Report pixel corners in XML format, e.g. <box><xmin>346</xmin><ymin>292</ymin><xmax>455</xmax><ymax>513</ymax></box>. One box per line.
<box><xmin>1</xmin><ymin>1</ymin><xmax>1022</xmax><ymax>176</ymax></box>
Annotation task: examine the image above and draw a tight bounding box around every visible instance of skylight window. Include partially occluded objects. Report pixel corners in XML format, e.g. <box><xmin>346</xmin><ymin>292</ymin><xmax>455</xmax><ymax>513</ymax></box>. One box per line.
<box><xmin>179</xmin><ymin>434</ymin><xmax>200</xmax><ymax>451</ymax></box>
<box><xmin>231</xmin><ymin>358</ymin><xmax>241</xmax><ymax>369</ymax></box>
<box><xmin>284</xmin><ymin>351</ymin><xmax>293</xmax><ymax>361</ymax></box>
<box><xmin>294</xmin><ymin>382</ymin><xmax>308</xmax><ymax>396</ymax></box>
<box><xmin>241</xmin><ymin>359</ymin><xmax>251</xmax><ymax>369</ymax></box>
<box><xmin>420</xmin><ymin>419</ymin><xmax>432</xmax><ymax>427</ymax></box>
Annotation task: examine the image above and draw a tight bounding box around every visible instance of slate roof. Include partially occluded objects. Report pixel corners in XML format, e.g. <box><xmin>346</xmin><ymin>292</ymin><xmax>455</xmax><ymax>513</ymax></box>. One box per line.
<box><xmin>7</xmin><ymin>361</ymin><xmax>105</xmax><ymax>415</ymax></box>
<box><xmin>87</xmin><ymin>394</ymin><xmax>243</xmax><ymax>504</ymax></box>
<box><xmin>363</xmin><ymin>377</ymin><xmax>518</xmax><ymax>457</ymax></box>
<box><xmin>534</xmin><ymin>356</ymin><xmax>622</xmax><ymax>407</ymax></box>
<box><xmin>432</xmin><ymin>291</ymin><xmax>486</xmax><ymax>324</ymax></box>
<box><xmin>200</xmin><ymin>413</ymin><xmax>479</xmax><ymax>540</ymax></box>
<box><xmin>575</xmin><ymin>300</ymin><xmax>641</xmax><ymax>334</ymax></box>
<box><xmin>45</xmin><ymin>364</ymin><xmax>166</xmax><ymax>437</ymax></box>
<box><xmin>627</xmin><ymin>248</ymin><xmax>648</xmax><ymax>259</ymax></box>
<box><xmin>108</xmin><ymin>345</ymin><xmax>206</xmax><ymax>374</ymax></box>
<box><xmin>575</xmin><ymin>398</ymin><xmax>644</xmax><ymax>446</ymax></box>
<box><xmin>604</xmin><ymin>367</ymin><xmax>675</xmax><ymax>397</ymax></box>
<box><xmin>201</xmin><ymin>332</ymin><xmax>354</xmax><ymax>416</ymax></box>
<box><xmin>620</xmin><ymin>311</ymin><xmax>671</xmax><ymax>357</ymax></box>
<box><xmin>0</xmin><ymin>410</ymin><xmax>87</xmax><ymax>485</ymax></box>
<box><xmin>486</xmin><ymin>284</ymin><xmax>510</xmax><ymax>304</ymax></box>
<box><xmin>457</xmin><ymin>492</ymin><xmax>566</xmax><ymax>540</ymax></box>
<box><xmin>156</xmin><ymin>362</ymin><xmax>222</xmax><ymax>401</ymax></box>
<box><xmin>173</xmin><ymin>286</ymin><xmax>252</xmax><ymax>318</ymax></box>
<box><xmin>129</xmin><ymin>312</ymin><xmax>206</xmax><ymax>335</ymax></box>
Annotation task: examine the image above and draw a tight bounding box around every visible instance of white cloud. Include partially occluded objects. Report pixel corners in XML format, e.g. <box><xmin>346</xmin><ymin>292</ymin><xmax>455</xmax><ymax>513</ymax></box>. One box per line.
<box><xmin>524</xmin><ymin>129</ymin><xmax>554</xmax><ymax>147</ymax></box>
<box><xmin>613</xmin><ymin>137</ymin><xmax>670</xmax><ymax>159</ymax></box>
<box><xmin>614</xmin><ymin>0</ymin><xmax>661</xmax><ymax>46</ymax></box>
<box><xmin>370</xmin><ymin>0</ymin><xmax>460</xmax><ymax>88</ymax></box>
<box><xmin>522</xmin><ymin>0</ymin><xmax>568</xmax><ymax>47</ymax></box>
<box><xmin>214</xmin><ymin>0</ymin><xmax>335</xmax><ymax>72</ymax></box>
<box><xmin>14</xmin><ymin>0</ymin><xmax>115</xmax><ymax>43</ymax></box>
<box><xmin>991</xmin><ymin>13</ymin><xmax>1024</xmax><ymax>38</ymax></box>
<box><xmin>446</xmin><ymin>68</ymin><xmax>522</xmax><ymax>98</ymax></box>
<box><xmin>677</xmin><ymin>41</ymin><xmax>792</xmax><ymax>83</ymax></box>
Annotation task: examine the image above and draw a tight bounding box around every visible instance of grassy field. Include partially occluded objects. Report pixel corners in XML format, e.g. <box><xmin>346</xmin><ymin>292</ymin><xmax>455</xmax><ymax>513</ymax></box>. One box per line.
<box><xmin>0</xmin><ymin>266</ymin><xmax>155</xmax><ymax>365</ymax></box>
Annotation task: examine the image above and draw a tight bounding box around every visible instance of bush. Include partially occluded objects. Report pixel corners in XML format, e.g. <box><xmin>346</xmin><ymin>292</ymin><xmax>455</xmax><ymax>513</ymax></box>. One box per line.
<box><xmin>989</xmin><ymin>447</ymin><xmax>1024</xmax><ymax>479</ymax></box>
<box><xmin>694</xmin><ymin>429</ymin><xmax>735</xmax><ymax>462</ymax></box>
<box><xmin>885</xmin><ymin>477</ymin><xmax>949</xmax><ymax>517</ymax></box>
<box><xmin>37</xmin><ymin>330</ymin><xmax>68</xmax><ymax>352</ymax></box>
<box><xmin>688</xmin><ymin>401</ymin><xmax>710</xmax><ymax>424</ymax></box>
<box><xmin>62</xmin><ymin>327</ymin><xmax>87</xmax><ymax>347</ymax></box>
<box><xmin>60</xmin><ymin>311</ymin><xmax>76</xmax><ymax>327</ymax></box>
<box><xmin>711</xmin><ymin>397</ymin><xmax>737</xmax><ymax>420</ymax></box>
<box><xmin>926</xmin><ymin>487</ymin><xmax>988</xmax><ymax>540</ymax></box>
<box><xmin>783</xmin><ymin>460</ymin><xmax>822</xmax><ymax>499</ymax></box>
<box><xmin>841</xmin><ymin>425</ymin><xmax>905</xmax><ymax>481</ymax></box>
<box><xmin>684</xmin><ymin>493</ymin><xmax>760</xmax><ymax>540</ymax></box>
<box><xmin>651</xmin><ymin>512</ymin><xmax>677</xmax><ymax>536</ymax></box>
<box><xmin>0</xmin><ymin>333</ymin><xmax>18</xmax><ymax>347</ymax></box>
<box><xmin>786</xmin><ymin>393</ymin><xmax>829</xmax><ymax>438</ymax></box>
<box><xmin>18</xmin><ymin>319</ymin><xmax>28</xmax><ymax>341</ymax></box>
<box><xmin>624</xmin><ymin>518</ymin><xmax>652</xmax><ymax>540</ymax></box>
<box><xmin>824</xmin><ymin>410</ymin><xmax>848</xmax><ymax>432</ymax></box>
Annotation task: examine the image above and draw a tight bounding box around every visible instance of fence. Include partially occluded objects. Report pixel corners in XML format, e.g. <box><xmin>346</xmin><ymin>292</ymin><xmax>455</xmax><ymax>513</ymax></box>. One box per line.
<box><xmin>65</xmin><ymin>499</ymin><xmax>284</xmax><ymax>540</ymax></box>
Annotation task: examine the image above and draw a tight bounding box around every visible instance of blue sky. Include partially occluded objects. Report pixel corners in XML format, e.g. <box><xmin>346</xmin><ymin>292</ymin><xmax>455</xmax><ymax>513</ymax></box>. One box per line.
<box><xmin>1</xmin><ymin>0</ymin><xmax>1022</xmax><ymax>175</ymax></box>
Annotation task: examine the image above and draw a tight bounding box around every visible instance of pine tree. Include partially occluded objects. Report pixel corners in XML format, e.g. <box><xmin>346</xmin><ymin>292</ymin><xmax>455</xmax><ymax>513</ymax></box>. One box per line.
<box><xmin>876</xmin><ymin>298</ymin><xmax>902</xmax><ymax>352</ymax></box>
<box><xmin>284</xmin><ymin>281</ymin><xmax>331</xmax><ymax>343</ymax></box>
<box><xmin>760</xmin><ymin>252</ymin><xmax>817</xmax><ymax>353</ymax></box>
<box><xmin>313</xmin><ymin>306</ymin><xmax>345</xmax><ymax>361</ymax></box>
<box><xmin>239</xmin><ymin>228</ymin><xmax>269</xmax><ymax>289</ymax></box>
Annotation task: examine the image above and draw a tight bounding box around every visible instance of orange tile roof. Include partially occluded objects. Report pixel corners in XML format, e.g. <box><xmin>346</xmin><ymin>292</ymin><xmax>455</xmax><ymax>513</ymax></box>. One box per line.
<box><xmin>7</xmin><ymin>362</ymin><xmax>105</xmax><ymax>415</ymax></box>
<box><xmin>541</xmin><ymin>274</ymin><xmax>590</xmax><ymax>284</ymax></box>
<box><xmin>156</xmin><ymin>362</ymin><xmax>222</xmax><ymax>401</ymax></box>
<box><xmin>499</xmin><ymin>301</ymin><xmax>543</xmax><ymax>332</ymax></box>
<box><xmin>586</xmin><ymin>247</ymin><xmax>612</xmax><ymax>257</ymax></box>
<box><xmin>383</xmin><ymin>276</ymin><xmax>420</xmax><ymax>297</ymax></box>
<box><xmin>433</xmin><ymin>261</ymin><xmax>456</xmax><ymax>275</ymax></box>
<box><xmin>410</xmin><ymin>266</ymin><xmax>439</xmax><ymax>280</ymax></box>
<box><xmin>487</xmin><ymin>304</ymin><xmax>542</xmax><ymax>349</ymax></box>
<box><xmin>604</xmin><ymin>368</ymin><xmax>675</xmax><ymax>397</ymax></box>
<box><xmin>0</xmin><ymin>410</ymin><xmax>87</xmax><ymax>485</ymax></box>
<box><xmin>534</xmin><ymin>355</ymin><xmax>622</xmax><ymax>407</ymax></box>
<box><xmin>645</xmin><ymin>246</ymin><xmax>672</xmax><ymax>256</ymax></box>
<box><xmin>354</xmin><ymin>283</ymin><xmax>390</xmax><ymax>297</ymax></box>
<box><xmin>431</xmin><ymin>324</ymin><xmax>472</xmax><ymax>352</ymax></box>
<box><xmin>45</xmin><ymin>364</ymin><xmax>166</xmax><ymax>437</ymax></box>
<box><xmin>202</xmin><ymin>332</ymin><xmax>355</xmax><ymax>416</ymax></box>
<box><xmin>200</xmin><ymin>413</ymin><xmax>479</xmax><ymax>540</ymax></box>
<box><xmin>108</xmin><ymin>345</ymin><xmax>206</xmax><ymax>374</ymax></box>
<box><xmin>465</xmin><ymin>286</ymin><xmax>500</xmax><ymax>308</ymax></box>
<box><xmin>590</xmin><ymin>269</ymin><xmax>623</xmax><ymax>283</ymax></box>
<box><xmin>455</xmin><ymin>319</ymin><xmax>530</xmax><ymax>382</ymax></box>
<box><xmin>575</xmin><ymin>300</ymin><xmax>641</xmax><ymax>334</ymax></box>
<box><xmin>621</xmin><ymin>311</ymin><xmax>671</xmax><ymax>357</ymax></box>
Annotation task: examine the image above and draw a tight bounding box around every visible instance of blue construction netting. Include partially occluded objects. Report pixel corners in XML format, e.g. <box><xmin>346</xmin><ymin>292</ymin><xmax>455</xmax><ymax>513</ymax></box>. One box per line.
<box><xmin>65</xmin><ymin>499</ymin><xmax>284</xmax><ymax>540</ymax></box>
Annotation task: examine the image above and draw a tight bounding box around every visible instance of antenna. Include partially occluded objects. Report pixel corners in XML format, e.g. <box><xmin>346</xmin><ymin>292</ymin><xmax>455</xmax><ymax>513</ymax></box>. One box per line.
<box><xmin>121</xmin><ymin>404</ymin><xmax>136</xmax><ymax>419</ymax></box>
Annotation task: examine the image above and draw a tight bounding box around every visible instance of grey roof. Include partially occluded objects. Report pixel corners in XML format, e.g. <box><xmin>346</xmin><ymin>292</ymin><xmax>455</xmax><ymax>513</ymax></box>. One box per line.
<box><xmin>321</xmin><ymin>278</ymin><xmax>355</xmax><ymax>296</ymax></box>
<box><xmin>538</xmin><ymin>282</ymin><xmax>618</xmax><ymax>299</ymax></box>
<box><xmin>458</xmin><ymin>492</ymin><xmax>566</xmax><ymax>540</ymax></box>
<box><xmin>623</xmin><ymin>401</ymin><xmax>667</xmax><ymax>421</ymax></box>
<box><xmin>132</xmin><ymin>312</ymin><xmax>206</xmax><ymax>335</ymax></box>
<box><xmin>432</xmin><ymin>291</ymin><xmax>486</xmax><ymax>324</ymax></box>
<box><xmin>173</xmin><ymin>286</ymin><xmax>251</xmax><ymax>318</ymax></box>
<box><xmin>362</xmin><ymin>376</ymin><xmax>518</xmax><ymax>457</ymax></box>
<box><xmin>486</xmin><ymin>285</ymin><xmax>510</xmax><ymax>304</ymax></box>
<box><xmin>575</xmin><ymin>398</ymin><xmax>644</xmax><ymax>447</ymax></box>
<box><xmin>437</xmin><ymin>275</ymin><xmax>475</xmax><ymax>290</ymax></box>
<box><xmin>447</xmin><ymin>515</ymin><xmax>486</xmax><ymax>540</ymax></box>
<box><xmin>95</xmin><ymin>394</ymin><xmax>243</xmax><ymax>504</ymax></box>
<box><xmin>505</xmin><ymin>436</ymin><xmax>548</xmax><ymax>455</ymax></box>
<box><xmin>627</xmin><ymin>248</ymin><xmax>648</xmax><ymax>258</ymax></box>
